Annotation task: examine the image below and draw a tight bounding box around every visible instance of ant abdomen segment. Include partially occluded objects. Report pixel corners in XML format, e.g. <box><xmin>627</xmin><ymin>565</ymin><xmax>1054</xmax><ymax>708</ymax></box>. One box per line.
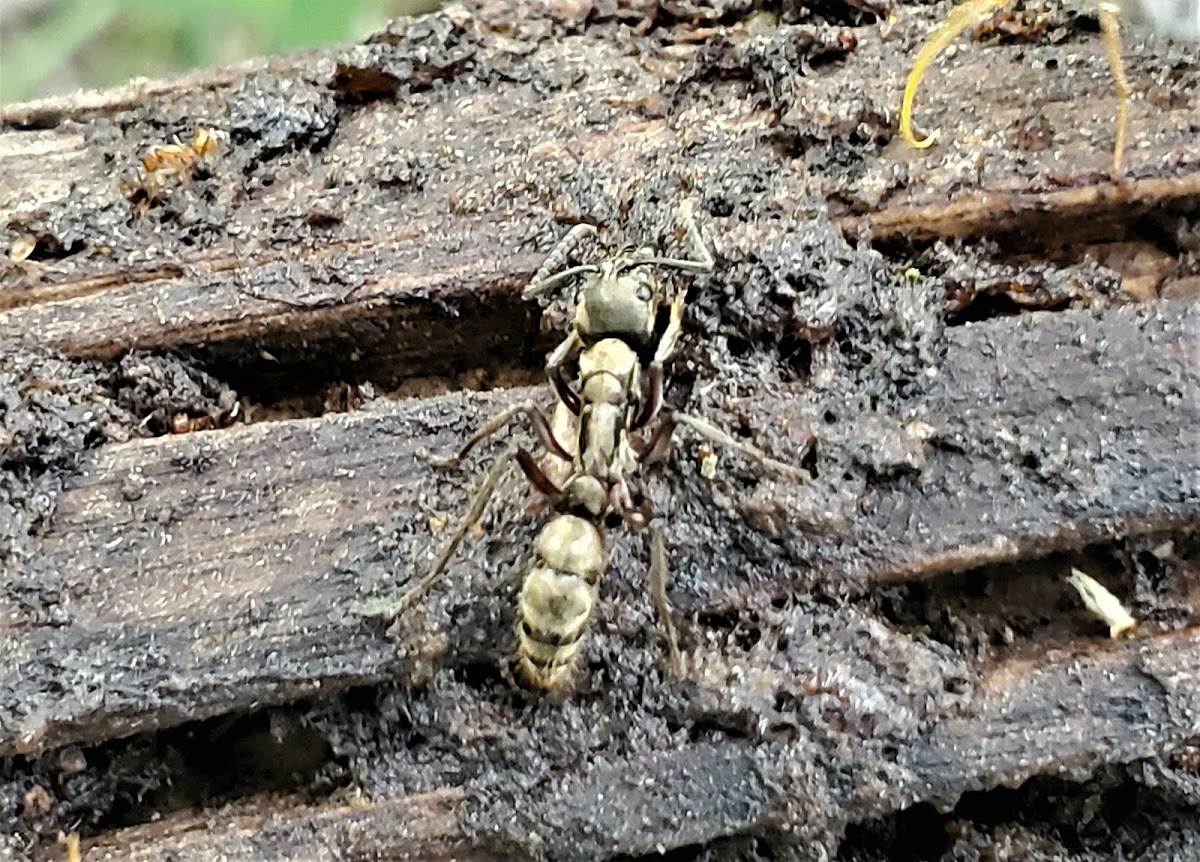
<box><xmin>516</xmin><ymin>514</ymin><xmax>605</xmax><ymax>689</ymax></box>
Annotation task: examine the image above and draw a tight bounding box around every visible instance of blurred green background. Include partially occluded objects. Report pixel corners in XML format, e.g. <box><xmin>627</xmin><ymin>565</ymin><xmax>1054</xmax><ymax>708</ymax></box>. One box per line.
<box><xmin>0</xmin><ymin>0</ymin><xmax>444</xmax><ymax>105</ymax></box>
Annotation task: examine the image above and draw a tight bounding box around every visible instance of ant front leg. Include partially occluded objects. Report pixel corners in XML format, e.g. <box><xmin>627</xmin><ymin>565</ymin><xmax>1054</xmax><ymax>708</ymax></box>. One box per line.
<box><xmin>632</xmin><ymin>202</ymin><xmax>712</xmax><ymax>430</ymax></box>
<box><xmin>633</xmin><ymin>288</ymin><xmax>686</xmax><ymax>430</ymax></box>
<box><xmin>545</xmin><ymin>329</ymin><xmax>584</xmax><ymax>416</ymax></box>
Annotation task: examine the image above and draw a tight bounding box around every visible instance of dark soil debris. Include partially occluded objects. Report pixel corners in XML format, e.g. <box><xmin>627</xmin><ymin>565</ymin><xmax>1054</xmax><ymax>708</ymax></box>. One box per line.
<box><xmin>115</xmin><ymin>352</ymin><xmax>239</xmax><ymax>435</ymax></box>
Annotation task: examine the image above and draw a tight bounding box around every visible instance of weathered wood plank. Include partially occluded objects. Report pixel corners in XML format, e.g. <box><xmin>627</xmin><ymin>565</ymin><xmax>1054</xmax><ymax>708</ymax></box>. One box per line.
<box><xmin>86</xmin><ymin>789</ymin><xmax>465</xmax><ymax>862</ymax></box>
<box><xmin>2</xmin><ymin>0</ymin><xmax>1198</xmax><ymax>375</ymax></box>
<box><xmin>894</xmin><ymin>627</ymin><xmax>1200</xmax><ymax>808</ymax></box>
<box><xmin>843</xmin><ymin>174</ymin><xmax>1200</xmax><ymax>243</ymax></box>
<box><xmin>65</xmin><ymin>625</ymin><xmax>1200</xmax><ymax>861</ymax></box>
<box><xmin>2</xmin><ymin>300</ymin><xmax>1194</xmax><ymax>758</ymax></box>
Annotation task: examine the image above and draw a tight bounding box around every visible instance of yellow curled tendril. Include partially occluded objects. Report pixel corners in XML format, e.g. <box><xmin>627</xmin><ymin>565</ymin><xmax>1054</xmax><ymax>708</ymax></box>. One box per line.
<box><xmin>900</xmin><ymin>0</ymin><xmax>1012</xmax><ymax>149</ymax></box>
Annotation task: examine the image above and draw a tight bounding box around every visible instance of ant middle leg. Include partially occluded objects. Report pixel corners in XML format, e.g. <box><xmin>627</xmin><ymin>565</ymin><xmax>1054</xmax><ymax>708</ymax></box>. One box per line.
<box><xmin>434</xmin><ymin>399</ymin><xmax>569</xmax><ymax>469</ymax></box>
<box><xmin>516</xmin><ymin>447</ymin><xmax>568</xmax><ymax>501</ymax></box>
<box><xmin>643</xmin><ymin>410</ymin><xmax>811</xmax><ymax>480</ymax></box>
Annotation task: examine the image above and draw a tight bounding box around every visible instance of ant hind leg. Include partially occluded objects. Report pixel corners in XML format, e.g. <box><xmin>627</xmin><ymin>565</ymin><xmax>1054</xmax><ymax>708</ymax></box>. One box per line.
<box><xmin>900</xmin><ymin>0</ymin><xmax>1010</xmax><ymax>149</ymax></box>
<box><xmin>1099</xmin><ymin>3</ymin><xmax>1132</xmax><ymax>174</ymax></box>
<box><xmin>366</xmin><ymin>443</ymin><xmax>522</xmax><ymax>622</ymax></box>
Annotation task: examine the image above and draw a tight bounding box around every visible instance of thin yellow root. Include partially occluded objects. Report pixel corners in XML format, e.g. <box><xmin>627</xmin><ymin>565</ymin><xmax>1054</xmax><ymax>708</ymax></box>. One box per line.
<box><xmin>1098</xmin><ymin>3</ymin><xmax>1132</xmax><ymax>173</ymax></box>
<box><xmin>900</xmin><ymin>0</ymin><xmax>1012</xmax><ymax>149</ymax></box>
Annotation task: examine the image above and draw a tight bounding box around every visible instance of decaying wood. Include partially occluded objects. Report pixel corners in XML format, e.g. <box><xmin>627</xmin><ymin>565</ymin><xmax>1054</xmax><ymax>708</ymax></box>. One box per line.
<box><xmin>0</xmin><ymin>300</ymin><xmax>1193</xmax><ymax>759</ymax></box>
<box><xmin>1</xmin><ymin>1</ymin><xmax>1197</xmax><ymax>860</ymax></box>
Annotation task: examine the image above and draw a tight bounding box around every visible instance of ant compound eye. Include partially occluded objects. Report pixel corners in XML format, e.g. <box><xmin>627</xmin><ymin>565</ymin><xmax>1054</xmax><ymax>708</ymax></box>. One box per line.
<box><xmin>636</xmin><ymin>284</ymin><xmax>652</xmax><ymax>302</ymax></box>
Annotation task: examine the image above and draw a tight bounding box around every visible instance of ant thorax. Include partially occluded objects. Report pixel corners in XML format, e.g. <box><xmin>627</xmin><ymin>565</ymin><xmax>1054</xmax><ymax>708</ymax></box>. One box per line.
<box><xmin>578</xmin><ymin>339</ymin><xmax>640</xmax><ymax>405</ymax></box>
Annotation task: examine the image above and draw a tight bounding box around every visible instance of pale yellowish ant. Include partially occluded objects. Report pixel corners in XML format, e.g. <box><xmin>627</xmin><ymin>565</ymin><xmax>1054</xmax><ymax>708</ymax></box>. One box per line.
<box><xmin>376</xmin><ymin>205</ymin><xmax>806</xmax><ymax>690</ymax></box>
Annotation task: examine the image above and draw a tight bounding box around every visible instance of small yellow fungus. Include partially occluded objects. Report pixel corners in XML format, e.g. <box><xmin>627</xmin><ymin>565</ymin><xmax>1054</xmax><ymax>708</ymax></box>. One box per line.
<box><xmin>1067</xmin><ymin>567</ymin><xmax>1136</xmax><ymax>639</ymax></box>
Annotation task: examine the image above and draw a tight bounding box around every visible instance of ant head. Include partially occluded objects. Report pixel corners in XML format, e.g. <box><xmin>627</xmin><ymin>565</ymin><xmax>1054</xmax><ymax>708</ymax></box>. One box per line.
<box><xmin>574</xmin><ymin>260</ymin><xmax>659</xmax><ymax>347</ymax></box>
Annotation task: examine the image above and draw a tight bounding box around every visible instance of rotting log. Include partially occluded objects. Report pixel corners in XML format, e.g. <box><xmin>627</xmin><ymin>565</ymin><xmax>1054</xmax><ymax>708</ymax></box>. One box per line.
<box><xmin>2</xmin><ymin>300</ymin><xmax>1193</xmax><ymax>758</ymax></box>
<box><xmin>1</xmin><ymin>1</ymin><xmax>1198</xmax><ymax>861</ymax></box>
